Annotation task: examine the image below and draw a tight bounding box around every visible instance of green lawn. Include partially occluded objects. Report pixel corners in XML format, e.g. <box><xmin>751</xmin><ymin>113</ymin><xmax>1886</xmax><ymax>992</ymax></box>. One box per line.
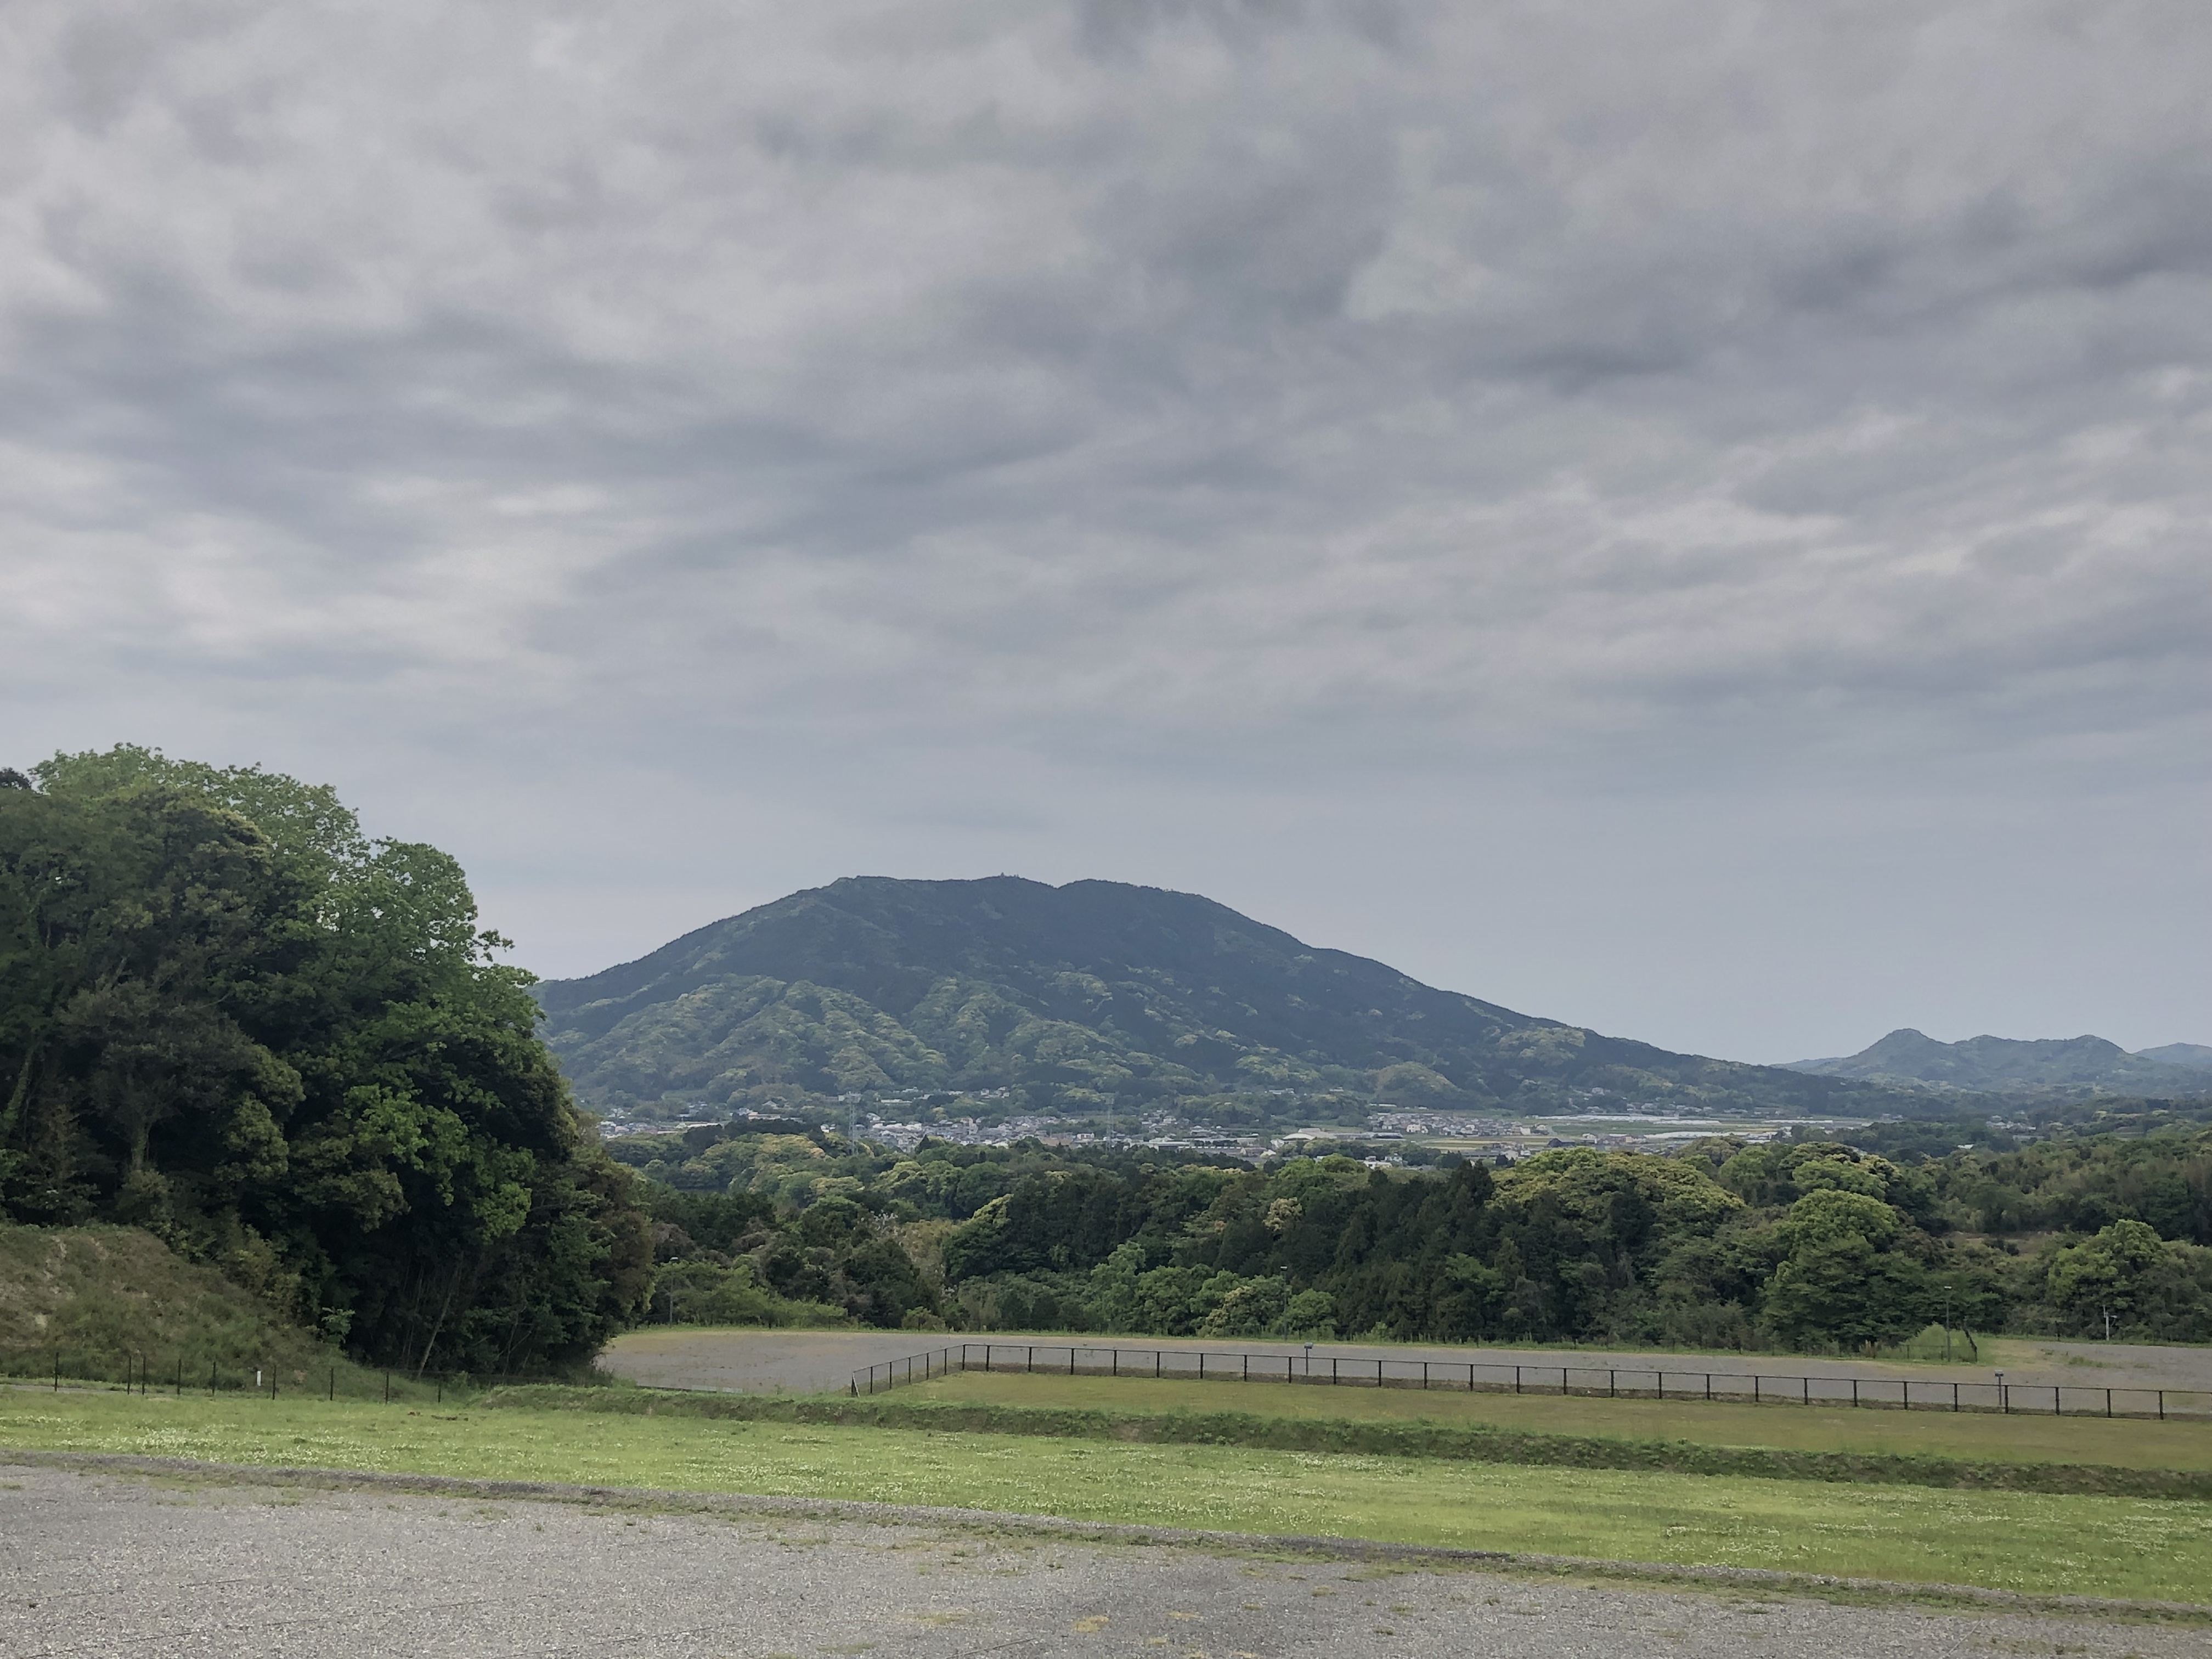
<box><xmin>899</xmin><ymin>1370</ymin><xmax>2212</xmax><ymax>1471</ymax></box>
<box><xmin>4</xmin><ymin>1388</ymin><xmax>2207</xmax><ymax>1603</ymax></box>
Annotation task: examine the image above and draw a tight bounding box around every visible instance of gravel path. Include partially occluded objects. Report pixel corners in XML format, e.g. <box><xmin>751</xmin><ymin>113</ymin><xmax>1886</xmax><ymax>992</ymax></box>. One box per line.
<box><xmin>1</xmin><ymin>1462</ymin><xmax>2200</xmax><ymax>1659</ymax></box>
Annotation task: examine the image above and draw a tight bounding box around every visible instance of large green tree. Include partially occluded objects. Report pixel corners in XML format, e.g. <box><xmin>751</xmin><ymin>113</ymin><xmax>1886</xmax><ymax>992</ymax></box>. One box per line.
<box><xmin>0</xmin><ymin>747</ymin><xmax>650</xmax><ymax>1372</ymax></box>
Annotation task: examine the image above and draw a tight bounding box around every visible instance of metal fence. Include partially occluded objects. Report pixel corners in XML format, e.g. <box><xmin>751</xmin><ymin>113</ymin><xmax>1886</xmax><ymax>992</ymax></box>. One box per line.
<box><xmin>0</xmin><ymin>1345</ymin><xmax>562</xmax><ymax>1403</ymax></box>
<box><xmin>852</xmin><ymin>1341</ymin><xmax>2210</xmax><ymax>1420</ymax></box>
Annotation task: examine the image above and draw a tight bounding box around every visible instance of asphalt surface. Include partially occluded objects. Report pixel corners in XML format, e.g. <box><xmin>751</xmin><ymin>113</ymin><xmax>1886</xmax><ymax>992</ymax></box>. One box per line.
<box><xmin>2</xmin><ymin>1463</ymin><xmax>2199</xmax><ymax>1659</ymax></box>
<box><xmin>601</xmin><ymin>1328</ymin><xmax>2212</xmax><ymax>1407</ymax></box>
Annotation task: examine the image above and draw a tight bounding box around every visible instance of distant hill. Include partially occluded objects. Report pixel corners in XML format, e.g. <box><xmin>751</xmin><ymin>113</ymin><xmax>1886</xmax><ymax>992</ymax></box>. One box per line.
<box><xmin>535</xmin><ymin>875</ymin><xmax>1913</xmax><ymax>1119</ymax></box>
<box><xmin>1785</xmin><ymin>1029</ymin><xmax>2212</xmax><ymax>1095</ymax></box>
<box><xmin>2138</xmin><ymin>1042</ymin><xmax>2212</xmax><ymax>1069</ymax></box>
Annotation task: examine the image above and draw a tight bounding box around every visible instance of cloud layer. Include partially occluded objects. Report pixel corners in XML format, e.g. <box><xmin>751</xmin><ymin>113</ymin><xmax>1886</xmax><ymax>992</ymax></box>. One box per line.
<box><xmin>5</xmin><ymin>1</ymin><xmax>2208</xmax><ymax>1057</ymax></box>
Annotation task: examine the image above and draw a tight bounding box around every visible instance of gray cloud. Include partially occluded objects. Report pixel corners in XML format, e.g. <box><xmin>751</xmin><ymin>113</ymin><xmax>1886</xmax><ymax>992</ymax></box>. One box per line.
<box><xmin>3</xmin><ymin>0</ymin><xmax>2207</xmax><ymax>1057</ymax></box>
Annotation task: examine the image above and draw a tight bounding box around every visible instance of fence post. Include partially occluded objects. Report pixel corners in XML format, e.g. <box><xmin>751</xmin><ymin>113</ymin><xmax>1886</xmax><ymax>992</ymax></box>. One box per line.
<box><xmin>1609</xmin><ymin>1369</ymin><xmax>1616</xmax><ymax>1399</ymax></box>
<box><xmin>1469</xmin><ymin>1363</ymin><xmax>1476</xmax><ymax>1391</ymax></box>
<box><xmin>330</xmin><ymin>1367</ymin><xmax>336</xmax><ymax>1402</ymax></box>
<box><xmin>1027</xmin><ymin>1345</ymin><xmax>1034</xmax><ymax>1374</ymax></box>
<box><xmin>1199</xmin><ymin>1352</ymin><xmax>1205</xmax><ymax>1380</ymax></box>
<box><xmin>1705</xmin><ymin>1373</ymin><xmax>1711</xmax><ymax>1402</ymax></box>
<box><xmin>1243</xmin><ymin>1353</ymin><xmax>1249</xmax><ymax>1382</ymax></box>
<box><xmin>1333</xmin><ymin>1356</ymin><xmax>1339</xmax><ymax>1384</ymax></box>
<box><xmin>1155</xmin><ymin>1350</ymin><xmax>1161</xmax><ymax>1379</ymax></box>
<box><xmin>1801</xmin><ymin>1376</ymin><xmax>1808</xmax><ymax>1406</ymax></box>
<box><xmin>1952</xmin><ymin>1381</ymin><xmax>1959</xmax><ymax>1413</ymax></box>
<box><xmin>1113</xmin><ymin>1348</ymin><xmax>1119</xmax><ymax>1378</ymax></box>
<box><xmin>1070</xmin><ymin>1347</ymin><xmax>1076</xmax><ymax>1376</ymax></box>
<box><xmin>2158</xmin><ymin>1390</ymin><xmax>2165</xmax><ymax>1421</ymax></box>
<box><xmin>1754</xmin><ymin>1376</ymin><xmax>1760</xmax><ymax>1404</ymax></box>
<box><xmin>210</xmin><ymin>1359</ymin><xmax>217</xmax><ymax>1395</ymax></box>
<box><xmin>2106</xmin><ymin>1387</ymin><xmax>2112</xmax><ymax>1418</ymax></box>
<box><xmin>384</xmin><ymin>1370</ymin><xmax>391</xmax><ymax>1403</ymax></box>
<box><xmin>1852</xmin><ymin>1378</ymin><xmax>1858</xmax><ymax>1408</ymax></box>
<box><xmin>1514</xmin><ymin>1364</ymin><xmax>1521</xmax><ymax>1395</ymax></box>
<box><xmin>1376</xmin><ymin>1359</ymin><xmax>1383</xmax><ymax>1388</ymax></box>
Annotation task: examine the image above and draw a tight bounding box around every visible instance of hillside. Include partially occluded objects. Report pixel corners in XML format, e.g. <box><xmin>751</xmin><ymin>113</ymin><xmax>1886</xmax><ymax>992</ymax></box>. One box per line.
<box><xmin>0</xmin><ymin>1224</ymin><xmax>353</xmax><ymax>1386</ymax></box>
<box><xmin>2140</xmin><ymin>1043</ymin><xmax>2212</xmax><ymax>1068</ymax></box>
<box><xmin>1785</xmin><ymin>1029</ymin><xmax>2212</xmax><ymax>1096</ymax></box>
<box><xmin>534</xmin><ymin>876</ymin><xmax>1906</xmax><ymax>1119</ymax></box>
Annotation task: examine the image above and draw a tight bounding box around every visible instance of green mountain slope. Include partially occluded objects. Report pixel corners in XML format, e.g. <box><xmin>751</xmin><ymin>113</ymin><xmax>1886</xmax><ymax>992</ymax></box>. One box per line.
<box><xmin>1785</xmin><ymin>1028</ymin><xmax>2212</xmax><ymax>1095</ymax></box>
<box><xmin>534</xmin><ymin>877</ymin><xmax>1900</xmax><ymax>1118</ymax></box>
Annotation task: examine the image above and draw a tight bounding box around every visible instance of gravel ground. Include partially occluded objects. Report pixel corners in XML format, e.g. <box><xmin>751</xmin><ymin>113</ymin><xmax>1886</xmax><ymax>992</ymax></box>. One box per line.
<box><xmin>0</xmin><ymin>1463</ymin><xmax>2200</xmax><ymax>1659</ymax></box>
<box><xmin>601</xmin><ymin>1328</ymin><xmax>2212</xmax><ymax>1405</ymax></box>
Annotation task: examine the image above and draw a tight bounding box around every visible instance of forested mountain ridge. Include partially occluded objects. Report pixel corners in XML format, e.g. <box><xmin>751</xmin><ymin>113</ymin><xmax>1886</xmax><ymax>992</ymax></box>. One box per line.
<box><xmin>537</xmin><ymin>876</ymin><xmax>1908</xmax><ymax>1118</ymax></box>
<box><xmin>1786</xmin><ymin>1029</ymin><xmax>2212</xmax><ymax>1094</ymax></box>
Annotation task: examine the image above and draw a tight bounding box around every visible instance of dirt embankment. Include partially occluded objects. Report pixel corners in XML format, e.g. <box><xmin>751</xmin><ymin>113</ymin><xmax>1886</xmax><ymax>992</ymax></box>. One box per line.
<box><xmin>0</xmin><ymin>1223</ymin><xmax>336</xmax><ymax>1385</ymax></box>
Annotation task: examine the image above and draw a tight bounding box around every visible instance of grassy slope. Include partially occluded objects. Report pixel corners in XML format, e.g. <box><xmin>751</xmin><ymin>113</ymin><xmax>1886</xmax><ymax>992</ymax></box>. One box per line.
<box><xmin>896</xmin><ymin>1371</ymin><xmax>2212</xmax><ymax>1471</ymax></box>
<box><xmin>2</xmin><ymin>1389</ymin><xmax>2206</xmax><ymax>1602</ymax></box>
<box><xmin>0</xmin><ymin>1224</ymin><xmax>391</xmax><ymax>1395</ymax></box>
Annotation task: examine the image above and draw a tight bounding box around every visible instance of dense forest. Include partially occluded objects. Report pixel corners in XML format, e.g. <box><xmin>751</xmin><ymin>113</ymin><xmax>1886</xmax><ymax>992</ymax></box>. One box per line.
<box><xmin>614</xmin><ymin>1121</ymin><xmax>2212</xmax><ymax>1348</ymax></box>
<box><xmin>0</xmin><ymin>748</ymin><xmax>650</xmax><ymax>1374</ymax></box>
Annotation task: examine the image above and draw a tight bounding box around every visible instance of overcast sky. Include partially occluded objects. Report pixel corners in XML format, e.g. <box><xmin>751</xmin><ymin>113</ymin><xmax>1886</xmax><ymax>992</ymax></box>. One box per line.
<box><xmin>5</xmin><ymin>1</ymin><xmax>2207</xmax><ymax>1064</ymax></box>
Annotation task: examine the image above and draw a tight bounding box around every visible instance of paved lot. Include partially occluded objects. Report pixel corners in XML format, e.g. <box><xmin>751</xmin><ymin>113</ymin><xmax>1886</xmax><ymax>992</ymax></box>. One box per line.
<box><xmin>602</xmin><ymin>1328</ymin><xmax>2212</xmax><ymax>1404</ymax></box>
<box><xmin>0</xmin><ymin>1464</ymin><xmax>2199</xmax><ymax>1659</ymax></box>
<box><xmin>602</xmin><ymin>1329</ymin><xmax>936</xmax><ymax>1393</ymax></box>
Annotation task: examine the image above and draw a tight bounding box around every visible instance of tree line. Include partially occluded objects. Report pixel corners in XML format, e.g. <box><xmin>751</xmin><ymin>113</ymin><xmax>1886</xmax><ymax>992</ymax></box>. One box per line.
<box><xmin>617</xmin><ymin>1120</ymin><xmax>2212</xmax><ymax>1347</ymax></box>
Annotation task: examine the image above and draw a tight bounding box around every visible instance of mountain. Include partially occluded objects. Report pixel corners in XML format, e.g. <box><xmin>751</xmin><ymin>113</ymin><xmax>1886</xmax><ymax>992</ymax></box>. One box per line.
<box><xmin>1784</xmin><ymin>1029</ymin><xmax>2212</xmax><ymax>1094</ymax></box>
<box><xmin>2137</xmin><ymin>1042</ymin><xmax>2212</xmax><ymax>1069</ymax></box>
<box><xmin>534</xmin><ymin>875</ymin><xmax>1908</xmax><ymax>1119</ymax></box>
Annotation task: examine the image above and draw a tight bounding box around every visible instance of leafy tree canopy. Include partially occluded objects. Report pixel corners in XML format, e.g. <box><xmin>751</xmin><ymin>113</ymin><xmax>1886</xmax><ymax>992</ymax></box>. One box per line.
<box><xmin>613</xmin><ymin>1118</ymin><xmax>2212</xmax><ymax>1347</ymax></box>
<box><xmin>1</xmin><ymin>746</ymin><xmax>649</xmax><ymax>1373</ymax></box>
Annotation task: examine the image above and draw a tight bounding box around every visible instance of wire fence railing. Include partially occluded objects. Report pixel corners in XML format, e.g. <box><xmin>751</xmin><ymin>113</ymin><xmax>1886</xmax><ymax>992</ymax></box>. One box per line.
<box><xmin>0</xmin><ymin>1344</ymin><xmax>567</xmax><ymax>1404</ymax></box>
<box><xmin>851</xmin><ymin>1341</ymin><xmax>2211</xmax><ymax>1420</ymax></box>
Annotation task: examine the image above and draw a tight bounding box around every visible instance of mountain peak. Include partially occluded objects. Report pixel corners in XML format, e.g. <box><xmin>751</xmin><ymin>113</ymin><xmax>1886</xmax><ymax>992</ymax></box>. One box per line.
<box><xmin>533</xmin><ymin>875</ymin><xmax>1887</xmax><ymax>1119</ymax></box>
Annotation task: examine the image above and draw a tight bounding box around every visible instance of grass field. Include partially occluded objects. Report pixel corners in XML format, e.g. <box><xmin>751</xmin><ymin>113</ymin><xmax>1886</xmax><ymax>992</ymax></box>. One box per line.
<box><xmin>4</xmin><ymin>1387</ymin><xmax>2208</xmax><ymax>1603</ymax></box>
<box><xmin>898</xmin><ymin>1370</ymin><xmax>2212</xmax><ymax>1471</ymax></box>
